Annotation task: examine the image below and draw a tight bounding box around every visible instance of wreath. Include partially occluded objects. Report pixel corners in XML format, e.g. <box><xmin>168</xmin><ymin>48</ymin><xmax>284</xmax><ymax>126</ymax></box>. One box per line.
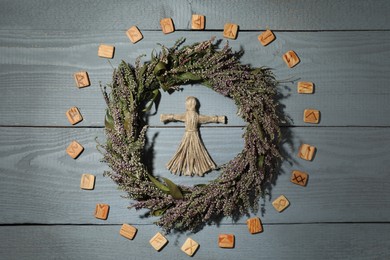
<box><xmin>100</xmin><ymin>38</ymin><xmax>281</xmax><ymax>232</ymax></box>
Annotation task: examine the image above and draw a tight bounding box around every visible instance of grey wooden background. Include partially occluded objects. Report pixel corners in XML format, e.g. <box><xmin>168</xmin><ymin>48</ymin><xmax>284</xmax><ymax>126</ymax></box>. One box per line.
<box><xmin>0</xmin><ymin>0</ymin><xmax>389</xmax><ymax>259</ymax></box>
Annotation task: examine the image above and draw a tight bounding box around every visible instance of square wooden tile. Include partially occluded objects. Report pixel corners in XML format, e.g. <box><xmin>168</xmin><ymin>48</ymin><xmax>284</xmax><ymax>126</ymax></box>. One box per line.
<box><xmin>291</xmin><ymin>170</ymin><xmax>309</xmax><ymax>187</ymax></box>
<box><xmin>298</xmin><ymin>143</ymin><xmax>316</xmax><ymax>161</ymax></box>
<box><xmin>66</xmin><ymin>140</ymin><xmax>84</xmax><ymax>159</ymax></box>
<box><xmin>98</xmin><ymin>44</ymin><xmax>115</xmax><ymax>59</ymax></box>
<box><xmin>297</xmin><ymin>81</ymin><xmax>314</xmax><ymax>94</ymax></box>
<box><xmin>149</xmin><ymin>232</ymin><xmax>168</xmax><ymax>251</ymax></box>
<box><xmin>126</xmin><ymin>26</ymin><xmax>143</xmax><ymax>43</ymax></box>
<box><xmin>80</xmin><ymin>174</ymin><xmax>95</xmax><ymax>190</ymax></box>
<box><xmin>218</xmin><ymin>234</ymin><xmax>235</xmax><ymax>248</ymax></box>
<box><xmin>223</xmin><ymin>23</ymin><xmax>238</xmax><ymax>39</ymax></box>
<box><xmin>160</xmin><ymin>18</ymin><xmax>175</xmax><ymax>34</ymax></box>
<box><xmin>66</xmin><ymin>106</ymin><xmax>83</xmax><ymax>125</ymax></box>
<box><xmin>246</xmin><ymin>217</ymin><xmax>263</xmax><ymax>234</ymax></box>
<box><xmin>119</xmin><ymin>224</ymin><xmax>137</xmax><ymax>240</ymax></box>
<box><xmin>181</xmin><ymin>237</ymin><xmax>199</xmax><ymax>256</ymax></box>
<box><xmin>272</xmin><ymin>195</ymin><xmax>290</xmax><ymax>212</ymax></box>
<box><xmin>73</xmin><ymin>71</ymin><xmax>90</xmax><ymax>88</ymax></box>
<box><xmin>283</xmin><ymin>50</ymin><xmax>300</xmax><ymax>68</ymax></box>
<box><xmin>304</xmin><ymin>109</ymin><xmax>320</xmax><ymax>124</ymax></box>
<box><xmin>258</xmin><ymin>29</ymin><xmax>275</xmax><ymax>46</ymax></box>
<box><xmin>94</xmin><ymin>204</ymin><xmax>109</xmax><ymax>220</ymax></box>
<box><xmin>192</xmin><ymin>14</ymin><xmax>205</xmax><ymax>30</ymax></box>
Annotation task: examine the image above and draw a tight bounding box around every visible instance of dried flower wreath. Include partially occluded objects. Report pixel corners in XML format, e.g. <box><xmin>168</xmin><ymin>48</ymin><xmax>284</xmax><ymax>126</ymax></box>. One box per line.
<box><xmin>100</xmin><ymin>38</ymin><xmax>281</xmax><ymax>232</ymax></box>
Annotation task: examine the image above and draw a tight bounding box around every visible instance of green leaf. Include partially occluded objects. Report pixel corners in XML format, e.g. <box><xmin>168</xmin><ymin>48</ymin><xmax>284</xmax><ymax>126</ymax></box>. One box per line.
<box><xmin>143</xmin><ymin>89</ymin><xmax>161</xmax><ymax>112</ymax></box>
<box><xmin>151</xmin><ymin>207</ymin><xmax>168</xmax><ymax>216</ymax></box>
<box><xmin>148</xmin><ymin>174</ymin><xmax>170</xmax><ymax>193</ymax></box>
<box><xmin>154</xmin><ymin>61</ymin><xmax>167</xmax><ymax>76</ymax></box>
<box><xmin>201</xmin><ymin>81</ymin><xmax>213</xmax><ymax>88</ymax></box>
<box><xmin>258</xmin><ymin>154</ymin><xmax>265</xmax><ymax>168</ymax></box>
<box><xmin>162</xmin><ymin>177</ymin><xmax>184</xmax><ymax>199</ymax></box>
<box><xmin>123</xmin><ymin>111</ymin><xmax>131</xmax><ymax>132</ymax></box>
<box><xmin>104</xmin><ymin>110</ymin><xmax>114</xmax><ymax>130</ymax></box>
<box><xmin>177</xmin><ymin>72</ymin><xmax>202</xmax><ymax>81</ymax></box>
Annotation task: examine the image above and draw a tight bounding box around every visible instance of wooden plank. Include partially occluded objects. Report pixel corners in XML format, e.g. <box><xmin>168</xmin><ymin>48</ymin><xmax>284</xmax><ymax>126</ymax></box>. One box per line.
<box><xmin>0</xmin><ymin>224</ymin><xmax>389</xmax><ymax>259</ymax></box>
<box><xmin>0</xmin><ymin>0</ymin><xmax>389</xmax><ymax>31</ymax></box>
<box><xmin>1</xmin><ymin>126</ymin><xmax>389</xmax><ymax>224</ymax></box>
<box><xmin>1</xmin><ymin>30</ymin><xmax>390</xmax><ymax>127</ymax></box>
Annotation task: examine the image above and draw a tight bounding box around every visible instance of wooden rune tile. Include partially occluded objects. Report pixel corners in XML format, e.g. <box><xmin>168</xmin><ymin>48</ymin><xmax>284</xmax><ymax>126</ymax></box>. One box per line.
<box><xmin>258</xmin><ymin>29</ymin><xmax>275</xmax><ymax>46</ymax></box>
<box><xmin>272</xmin><ymin>195</ymin><xmax>290</xmax><ymax>212</ymax></box>
<box><xmin>94</xmin><ymin>204</ymin><xmax>109</xmax><ymax>220</ymax></box>
<box><xmin>297</xmin><ymin>81</ymin><xmax>314</xmax><ymax>94</ymax></box>
<box><xmin>73</xmin><ymin>71</ymin><xmax>90</xmax><ymax>88</ymax></box>
<box><xmin>66</xmin><ymin>106</ymin><xmax>83</xmax><ymax>125</ymax></box>
<box><xmin>298</xmin><ymin>143</ymin><xmax>316</xmax><ymax>161</ymax></box>
<box><xmin>246</xmin><ymin>217</ymin><xmax>263</xmax><ymax>234</ymax></box>
<box><xmin>119</xmin><ymin>224</ymin><xmax>137</xmax><ymax>240</ymax></box>
<box><xmin>126</xmin><ymin>26</ymin><xmax>143</xmax><ymax>43</ymax></box>
<box><xmin>66</xmin><ymin>140</ymin><xmax>84</xmax><ymax>159</ymax></box>
<box><xmin>149</xmin><ymin>232</ymin><xmax>168</xmax><ymax>251</ymax></box>
<box><xmin>283</xmin><ymin>50</ymin><xmax>300</xmax><ymax>68</ymax></box>
<box><xmin>192</xmin><ymin>14</ymin><xmax>205</xmax><ymax>30</ymax></box>
<box><xmin>98</xmin><ymin>44</ymin><xmax>115</xmax><ymax>59</ymax></box>
<box><xmin>304</xmin><ymin>109</ymin><xmax>320</xmax><ymax>124</ymax></box>
<box><xmin>291</xmin><ymin>170</ymin><xmax>309</xmax><ymax>187</ymax></box>
<box><xmin>223</xmin><ymin>23</ymin><xmax>238</xmax><ymax>39</ymax></box>
<box><xmin>181</xmin><ymin>237</ymin><xmax>199</xmax><ymax>256</ymax></box>
<box><xmin>218</xmin><ymin>234</ymin><xmax>235</xmax><ymax>248</ymax></box>
<box><xmin>80</xmin><ymin>174</ymin><xmax>95</xmax><ymax>190</ymax></box>
<box><xmin>160</xmin><ymin>18</ymin><xmax>175</xmax><ymax>34</ymax></box>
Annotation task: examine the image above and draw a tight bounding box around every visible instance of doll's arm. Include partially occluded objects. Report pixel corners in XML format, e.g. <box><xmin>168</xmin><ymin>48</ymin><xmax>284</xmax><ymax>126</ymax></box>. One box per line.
<box><xmin>198</xmin><ymin>115</ymin><xmax>226</xmax><ymax>124</ymax></box>
<box><xmin>160</xmin><ymin>113</ymin><xmax>186</xmax><ymax>123</ymax></box>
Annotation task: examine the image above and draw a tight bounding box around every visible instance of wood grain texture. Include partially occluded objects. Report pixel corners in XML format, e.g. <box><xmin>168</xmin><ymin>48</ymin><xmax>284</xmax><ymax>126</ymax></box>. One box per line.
<box><xmin>1</xmin><ymin>30</ymin><xmax>390</xmax><ymax>126</ymax></box>
<box><xmin>0</xmin><ymin>0</ymin><xmax>389</xmax><ymax>31</ymax></box>
<box><xmin>1</xmin><ymin>1</ymin><xmax>390</xmax><ymax>259</ymax></box>
<box><xmin>1</xmin><ymin>127</ymin><xmax>389</xmax><ymax>224</ymax></box>
<box><xmin>0</xmin><ymin>224</ymin><xmax>389</xmax><ymax>260</ymax></box>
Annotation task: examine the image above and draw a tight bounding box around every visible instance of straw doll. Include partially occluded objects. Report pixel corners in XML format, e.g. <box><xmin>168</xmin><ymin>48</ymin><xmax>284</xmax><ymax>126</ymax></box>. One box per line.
<box><xmin>160</xmin><ymin>96</ymin><xmax>226</xmax><ymax>176</ymax></box>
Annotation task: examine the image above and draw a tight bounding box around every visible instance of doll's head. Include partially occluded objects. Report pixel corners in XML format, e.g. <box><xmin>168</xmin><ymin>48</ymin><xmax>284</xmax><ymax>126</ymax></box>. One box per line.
<box><xmin>185</xmin><ymin>96</ymin><xmax>198</xmax><ymax>111</ymax></box>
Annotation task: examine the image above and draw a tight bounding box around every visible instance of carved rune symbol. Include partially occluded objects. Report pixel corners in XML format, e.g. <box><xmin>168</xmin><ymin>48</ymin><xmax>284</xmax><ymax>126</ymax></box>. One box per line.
<box><xmin>150</xmin><ymin>232</ymin><xmax>168</xmax><ymax>251</ymax></box>
<box><xmin>272</xmin><ymin>195</ymin><xmax>289</xmax><ymax>212</ymax></box>
<box><xmin>218</xmin><ymin>234</ymin><xmax>235</xmax><ymax>248</ymax></box>
<box><xmin>303</xmin><ymin>109</ymin><xmax>320</xmax><ymax>124</ymax></box>
<box><xmin>247</xmin><ymin>217</ymin><xmax>263</xmax><ymax>234</ymax></box>
<box><xmin>194</xmin><ymin>16</ymin><xmax>201</xmax><ymax>26</ymax></box>
<box><xmin>129</xmin><ymin>29</ymin><xmax>139</xmax><ymax>37</ymax></box>
<box><xmin>226</xmin><ymin>24</ymin><xmax>235</xmax><ymax>37</ymax></box>
<box><xmin>293</xmin><ymin>173</ymin><xmax>306</xmax><ymax>184</ymax></box>
<box><xmin>261</xmin><ymin>33</ymin><xmax>272</xmax><ymax>41</ymax></box>
<box><xmin>66</xmin><ymin>106</ymin><xmax>83</xmax><ymax>125</ymax></box>
<box><xmin>68</xmin><ymin>142</ymin><xmax>79</xmax><ymax>155</ymax></box>
<box><xmin>291</xmin><ymin>170</ymin><xmax>309</xmax><ymax>186</ymax></box>
<box><xmin>305</xmin><ymin>111</ymin><xmax>317</xmax><ymax>120</ymax></box>
<box><xmin>151</xmin><ymin>235</ymin><xmax>164</xmax><ymax>245</ymax></box>
<box><xmin>184</xmin><ymin>240</ymin><xmax>197</xmax><ymax>254</ymax></box>
<box><xmin>300</xmin><ymin>146</ymin><xmax>312</xmax><ymax>159</ymax></box>
<box><xmin>80</xmin><ymin>174</ymin><xmax>95</xmax><ymax>190</ymax></box>
<box><xmin>66</xmin><ymin>140</ymin><xmax>84</xmax><ymax>159</ymax></box>
<box><xmin>160</xmin><ymin>18</ymin><xmax>174</xmax><ymax>34</ymax></box>
<box><xmin>73</xmin><ymin>71</ymin><xmax>89</xmax><ymax>88</ymax></box>
<box><xmin>76</xmin><ymin>74</ymin><xmax>85</xmax><ymax>85</ymax></box>
<box><xmin>301</xmin><ymin>83</ymin><xmax>311</xmax><ymax>89</ymax></box>
<box><xmin>223</xmin><ymin>23</ymin><xmax>238</xmax><ymax>39</ymax></box>
<box><xmin>181</xmin><ymin>238</ymin><xmax>199</xmax><ymax>256</ymax></box>
<box><xmin>275</xmin><ymin>198</ymin><xmax>287</xmax><ymax>210</ymax></box>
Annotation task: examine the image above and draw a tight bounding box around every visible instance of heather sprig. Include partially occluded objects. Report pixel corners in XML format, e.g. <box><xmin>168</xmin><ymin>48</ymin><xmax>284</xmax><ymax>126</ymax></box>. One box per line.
<box><xmin>100</xmin><ymin>38</ymin><xmax>281</xmax><ymax>232</ymax></box>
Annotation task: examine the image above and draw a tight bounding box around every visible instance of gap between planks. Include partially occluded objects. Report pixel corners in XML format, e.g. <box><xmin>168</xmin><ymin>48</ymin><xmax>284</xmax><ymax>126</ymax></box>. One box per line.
<box><xmin>1</xmin><ymin>125</ymin><xmax>390</xmax><ymax>129</ymax></box>
<box><xmin>1</xmin><ymin>222</ymin><xmax>390</xmax><ymax>227</ymax></box>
